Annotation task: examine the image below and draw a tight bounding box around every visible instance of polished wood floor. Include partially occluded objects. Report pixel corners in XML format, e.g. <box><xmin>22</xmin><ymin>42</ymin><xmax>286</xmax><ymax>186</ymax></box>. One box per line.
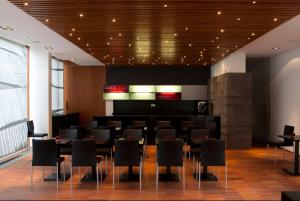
<box><xmin>0</xmin><ymin>146</ymin><xmax>300</xmax><ymax>200</ymax></box>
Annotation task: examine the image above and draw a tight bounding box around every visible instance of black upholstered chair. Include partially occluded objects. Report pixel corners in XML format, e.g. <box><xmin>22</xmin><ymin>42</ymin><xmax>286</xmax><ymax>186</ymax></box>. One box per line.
<box><xmin>189</xmin><ymin>128</ymin><xmax>210</xmax><ymax>170</ymax></box>
<box><xmin>155</xmin><ymin>128</ymin><xmax>176</xmax><ymax>144</ymax></box>
<box><xmin>156</xmin><ymin>139</ymin><xmax>185</xmax><ymax>190</ymax></box>
<box><xmin>31</xmin><ymin>139</ymin><xmax>65</xmax><ymax>190</ymax></box>
<box><xmin>69</xmin><ymin>125</ymin><xmax>87</xmax><ymax>139</ymax></box>
<box><xmin>180</xmin><ymin>120</ymin><xmax>194</xmax><ymax>140</ymax></box>
<box><xmin>267</xmin><ymin>125</ymin><xmax>295</xmax><ymax>164</ymax></box>
<box><xmin>196</xmin><ymin>139</ymin><xmax>227</xmax><ymax>190</ymax></box>
<box><xmin>86</xmin><ymin>121</ymin><xmax>98</xmax><ymax>134</ymax></box>
<box><xmin>59</xmin><ymin>129</ymin><xmax>79</xmax><ymax>155</ymax></box>
<box><xmin>70</xmin><ymin>139</ymin><xmax>102</xmax><ymax>189</ymax></box>
<box><xmin>91</xmin><ymin>129</ymin><xmax>112</xmax><ymax>174</ymax></box>
<box><xmin>107</xmin><ymin>120</ymin><xmax>123</xmax><ymax>138</ymax></box>
<box><xmin>155</xmin><ymin>120</ymin><xmax>171</xmax><ymax>130</ymax></box>
<box><xmin>128</xmin><ymin>121</ymin><xmax>148</xmax><ymax>152</ymax></box>
<box><xmin>113</xmin><ymin>140</ymin><xmax>142</xmax><ymax>190</ymax></box>
<box><xmin>27</xmin><ymin>120</ymin><xmax>48</xmax><ymax>149</ymax></box>
<box><xmin>123</xmin><ymin>129</ymin><xmax>143</xmax><ymax>140</ymax></box>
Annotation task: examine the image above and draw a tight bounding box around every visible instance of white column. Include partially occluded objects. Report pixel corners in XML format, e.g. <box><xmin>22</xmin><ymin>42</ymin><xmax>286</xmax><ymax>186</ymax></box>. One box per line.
<box><xmin>29</xmin><ymin>46</ymin><xmax>52</xmax><ymax>137</ymax></box>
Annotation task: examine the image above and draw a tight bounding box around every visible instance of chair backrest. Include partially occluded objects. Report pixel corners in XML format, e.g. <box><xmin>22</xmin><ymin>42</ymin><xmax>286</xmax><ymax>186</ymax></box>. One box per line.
<box><xmin>69</xmin><ymin>125</ymin><xmax>86</xmax><ymax>138</ymax></box>
<box><xmin>156</xmin><ymin>128</ymin><xmax>176</xmax><ymax>140</ymax></box>
<box><xmin>200</xmin><ymin>139</ymin><xmax>225</xmax><ymax>166</ymax></box>
<box><xmin>32</xmin><ymin>139</ymin><xmax>57</xmax><ymax>166</ymax></box>
<box><xmin>156</xmin><ymin>121</ymin><xmax>171</xmax><ymax>127</ymax></box>
<box><xmin>205</xmin><ymin>121</ymin><xmax>217</xmax><ymax>138</ymax></box>
<box><xmin>181</xmin><ymin>120</ymin><xmax>194</xmax><ymax>128</ymax></box>
<box><xmin>86</xmin><ymin>121</ymin><xmax>98</xmax><ymax>129</ymax></box>
<box><xmin>27</xmin><ymin>120</ymin><xmax>34</xmax><ymax>134</ymax></box>
<box><xmin>194</xmin><ymin>119</ymin><xmax>206</xmax><ymax>128</ymax></box>
<box><xmin>157</xmin><ymin>139</ymin><xmax>183</xmax><ymax>166</ymax></box>
<box><xmin>123</xmin><ymin>129</ymin><xmax>143</xmax><ymax>140</ymax></box>
<box><xmin>91</xmin><ymin>129</ymin><xmax>111</xmax><ymax>141</ymax></box>
<box><xmin>59</xmin><ymin>128</ymin><xmax>79</xmax><ymax>139</ymax></box>
<box><xmin>107</xmin><ymin>121</ymin><xmax>122</xmax><ymax>128</ymax></box>
<box><xmin>283</xmin><ymin>125</ymin><xmax>295</xmax><ymax>145</ymax></box>
<box><xmin>115</xmin><ymin>140</ymin><xmax>140</xmax><ymax>166</ymax></box>
<box><xmin>190</xmin><ymin>128</ymin><xmax>210</xmax><ymax>139</ymax></box>
<box><xmin>131</xmin><ymin>121</ymin><xmax>146</xmax><ymax>127</ymax></box>
<box><xmin>72</xmin><ymin>139</ymin><xmax>97</xmax><ymax>167</ymax></box>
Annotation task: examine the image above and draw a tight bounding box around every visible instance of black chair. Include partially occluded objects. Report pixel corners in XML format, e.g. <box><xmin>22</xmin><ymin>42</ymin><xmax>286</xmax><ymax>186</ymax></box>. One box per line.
<box><xmin>69</xmin><ymin>125</ymin><xmax>87</xmax><ymax>139</ymax></box>
<box><xmin>156</xmin><ymin>128</ymin><xmax>176</xmax><ymax>144</ymax></box>
<box><xmin>86</xmin><ymin>121</ymin><xmax>98</xmax><ymax>134</ymax></box>
<box><xmin>31</xmin><ymin>139</ymin><xmax>65</xmax><ymax>190</ymax></box>
<box><xmin>91</xmin><ymin>129</ymin><xmax>112</xmax><ymax>174</ymax></box>
<box><xmin>156</xmin><ymin>139</ymin><xmax>185</xmax><ymax>190</ymax></box>
<box><xmin>70</xmin><ymin>139</ymin><xmax>102</xmax><ymax>189</ymax></box>
<box><xmin>123</xmin><ymin>129</ymin><xmax>143</xmax><ymax>140</ymax></box>
<box><xmin>107</xmin><ymin>120</ymin><xmax>123</xmax><ymax>138</ymax></box>
<box><xmin>128</xmin><ymin>121</ymin><xmax>148</xmax><ymax>150</ymax></box>
<box><xmin>281</xmin><ymin>191</ymin><xmax>300</xmax><ymax>201</ymax></box>
<box><xmin>267</xmin><ymin>125</ymin><xmax>295</xmax><ymax>164</ymax></box>
<box><xmin>180</xmin><ymin>120</ymin><xmax>194</xmax><ymax>140</ymax></box>
<box><xmin>189</xmin><ymin>128</ymin><xmax>210</xmax><ymax>171</ymax></box>
<box><xmin>113</xmin><ymin>140</ymin><xmax>142</xmax><ymax>190</ymax></box>
<box><xmin>196</xmin><ymin>139</ymin><xmax>227</xmax><ymax>190</ymax></box>
<box><xmin>155</xmin><ymin>120</ymin><xmax>171</xmax><ymax>130</ymax></box>
<box><xmin>27</xmin><ymin>120</ymin><xmax>48</xmax><ymax>149</ymax></box>
<box><xmin>59</xmin><ymin>129</ymin><xmax>80</xmax><ymax>155</ymax></box>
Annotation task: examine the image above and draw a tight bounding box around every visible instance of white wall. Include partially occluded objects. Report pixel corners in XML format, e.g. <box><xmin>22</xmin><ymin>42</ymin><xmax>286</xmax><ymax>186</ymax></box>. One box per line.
<box><xmin>270</xmin><ymin>47</ymin><xmax>300</xmax><ymax>141</ymax></box>
<box><xmin>211</xmin><ymin>52</ymin><xmax>246</xmax><ymax>77</ymax></box>
<box><xmin>106</xmin><ymin>101</ymin><xmax>114</xmax><ymax>116</ymax></box>
<box><xmin>29</xmin><ymin>46</ymin><xmax>51</xmax><ymax>136</ymax></box>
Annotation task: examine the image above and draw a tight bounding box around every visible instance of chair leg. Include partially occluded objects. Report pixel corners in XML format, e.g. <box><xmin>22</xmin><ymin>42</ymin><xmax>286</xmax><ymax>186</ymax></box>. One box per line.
<box><xmin>196</xmin><ymin>162</ymin><xmax>199</xmax><ymax>182</ymax></box>
<box><xmin>156</xmin><ymin>163</ymin><xmax>159</xmax><ymax>190</ymax></box>
<box><xmin>225</xmin><ymin>164</ymin><xmax>228</xmax><ymax>191</ymax></box>
<box><xmin>70</xmin><ymin>166</ymin><xmax>73</xmax><ymax>190</ymax></box>
<box><xmin>217</xmin><ymin>167</ymin><xmax>220</xmax><ymax>183</ymax></box>
<box><xmin>79</xmin><ymin>167</ymin><xmax>81</xmax><ymax>180</ymax></box>
<box><xmin>105</xmin><ymin>155</ymin><xmax>108</xmax><ymax>175</ymax></box>
<box><xmin>63</xmin><ymin>161</ymin><xmax>66</xmax><ymax>182</ymax></box>
<box><xmin>42</xmin><ymin>166</ymin><xmax>45</xmax><ymax>180</ymax></box>
<box><xmin>267</xmin><ymin>143</ymin><xmax>269</xmax><ymax>156</ymax></box>
<box><xmin>198</xmin><ymin>162</ymin><xmax>201</xmax><ymax>190</ymax></box>
<box><xmin>139</xmin><ymin>162</ymin><xmax>142</xmax><ymax>190</ymax></box>
<box><xmin>178</xmin><ymin>167</ymin><xmax>181</xmax><ymax>181</ymax></box>
<box><xmin>30</xmin><ymin>165</ymin><xmax>33</xmax><ymax>190</ymax></box>
<box><xmin>275</xmin><ymin>146</ymin><xmax>277</xmax><ymax>164</ymax></box>
<box><xmin>192</xmin><ymin>155</ymin><xmax>195</xmax><ymax>173</ymax></box>
<box><xmin>100</xmin><ymin>161</ymin><xmax>103</xmax><ymax>182</ymax></box>
<box><xmin>110</xmin><ymin>149</ymin><xmax>113</xmax><ymax>161</ymax></box>
<box><xmin>112</xmin><ymin>162</ymin><xmax>115</xmax><ymax>189</ymax></box>
<box><xmin>182</xmin><ymin>164</ymin><xmax>185</xmax><ymax>191</ymax></box>
<box><xmin>56</xmin><ymin>163</ymin><xmax>59</xmax><ymax>191</ymax></box>
<box><xmin>96</xmin><ymin>163</ymin><xmax>99</xmax><ymax>189</ymax></box>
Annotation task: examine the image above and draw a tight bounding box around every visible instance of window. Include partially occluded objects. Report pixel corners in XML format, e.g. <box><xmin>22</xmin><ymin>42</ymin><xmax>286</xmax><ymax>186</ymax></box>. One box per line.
<box><xmin>0</xmin><ymin>38</ymin><xmax>28</xmax><ymax>158</ymax></box>
<box><xmin>51</xmin><ymin>58</ymin><xmax>64</xmax><ymax>114</ymax></box>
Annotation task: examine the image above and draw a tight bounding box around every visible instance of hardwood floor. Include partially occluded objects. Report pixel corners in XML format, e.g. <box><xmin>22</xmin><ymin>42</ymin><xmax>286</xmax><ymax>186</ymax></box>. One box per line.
<box><xmin>0</xmin><ymin>146</ymin><xmax>299</xmax><ymax>200</ymax></box>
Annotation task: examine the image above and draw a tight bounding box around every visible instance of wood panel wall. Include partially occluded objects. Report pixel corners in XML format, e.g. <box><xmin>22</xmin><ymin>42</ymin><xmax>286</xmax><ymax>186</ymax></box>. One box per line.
<box><xmin>64</xmin><ymin>62</ymin><xmax>106</xmax><ymax>124</ymax></box>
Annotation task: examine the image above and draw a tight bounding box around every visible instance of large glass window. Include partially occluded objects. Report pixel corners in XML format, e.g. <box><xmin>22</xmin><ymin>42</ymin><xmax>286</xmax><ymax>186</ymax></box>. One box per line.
<box><xmin>0</xmin><ymin>38</ymin><xmax>28</xmax><ymax>158</ymax></box>
<box><xmin>51</xmin><ymin>58</ymin><xmax>64</xmax><ymax>114</ymax></box>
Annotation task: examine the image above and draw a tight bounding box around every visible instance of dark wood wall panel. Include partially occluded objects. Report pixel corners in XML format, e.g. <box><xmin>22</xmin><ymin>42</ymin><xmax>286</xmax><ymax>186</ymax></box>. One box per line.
<box><xmin>64</xmin><ymin>63</ymin><xmax>106</xmax><ymax>124</ymax></box>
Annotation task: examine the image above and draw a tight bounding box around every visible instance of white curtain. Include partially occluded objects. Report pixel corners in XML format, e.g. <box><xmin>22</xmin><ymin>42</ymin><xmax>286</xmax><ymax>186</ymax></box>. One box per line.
<box><xmin>52</xmin><ymin>58</ymin><xmax>64</xmax><ymax>114</ymax></box>
<box><xmin>0</xmin><ymin>38</ymin><xmax>28</xmax><ymax>158</ymax></box>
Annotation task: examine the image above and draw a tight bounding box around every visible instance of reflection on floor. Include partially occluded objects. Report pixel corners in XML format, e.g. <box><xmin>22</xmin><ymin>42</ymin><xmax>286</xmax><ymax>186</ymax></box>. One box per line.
<box><xmin>0</xmin><ymin>146</ymin><xmax>299</xmax><ymax>200</ymax></box>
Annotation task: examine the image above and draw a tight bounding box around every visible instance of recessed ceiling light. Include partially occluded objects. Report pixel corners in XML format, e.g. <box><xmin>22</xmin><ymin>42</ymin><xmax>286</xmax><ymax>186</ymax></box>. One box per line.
<box><xmin>252</xmin><ymin>1</ymin><xmax>256</xmax><ymax>4</ymax></box>
<box><xmin>164</xmin><ymin>4</ymin><xmax>168</xmax><ymax>7</ymax></box>
<box><xmin>128</xmin><ymin>43</ymin><xmax>132</xmax><ymax>47</ymax></box>
<box><xmin>72</xmin><ymin>28</ymin><xmax>75</xmax><ymax>32</ymax></box>
<box><xmin>79</xmin><ymin>13</ymin><xmax>84</xmax><ymax>18</ymax></box>
<box><xmin>69</xmin><ymin>33</ymin><xmax>73</xmax><ymax>36</ymax></box>
<box><xmin>235</xmin><ymin>45</ymin><xmax>238</xmax><ymax>48</ymax></box>
<box><xmin>77</xmin><ymin>37</ymin><xmax>81</xmax><ymax>40</ymax></box>
<box><xmin>272</xmin><ymin>47</ymin><xmax>280</xmax><ymax>50</ymax></box>
<box><xmin>237</xmin><ymin>18</ymin><xmax>241</xmax><ymax>21</ymax></box>
<box><xmin>220</xmin><ymin>29</ymin><xmax>224</xmax><ymax>33</ymax></box>
<box><xmin>248</xmin><ymin>37</ymin><xmax>251</xmax><ymax>40</ymax></box>
<box><xmin>86</xmin><ymin>43</ymin><xmax>89</xmax><ymax>47</ymax></box>
<box><xmin>273</xmin><ymin>18</ymin><xmax>278</xmax><ymax>22</ymax></box>
<box><xmin>189</xmin><ymin>43</ymin><xmax>192</xmax><ymax>47</ymax></box>
<box><xmin>211</xmin><ymin>40</ymin><xmax>215</xmax><ymax>43</ymax></box>
<box><xmin>45</xmin><ymin>19</ymin><xmax>49</xmax><ymax>22</ymax></box>
<box><xmin>217</xmin><ymin>11</ymin><xmax>222</xmax><ymax>15</ymax></box>
<box><xmin>251</xmin><ymin>32</ymin><xmax>255</xmax><ymax>36</ymax></box>
<box><xmin>118</xmin><ymin>33</ymin><xmax>122</xmax><ymax>37</ymax></box>
<box><xmin>185</xmin><ymin>27</ymin><xmax>189</xmax><ymax>31</ymax></box>
<box><xmin>217</xmin><ymin>46</ymin><xmax>220</xmax><ymax>49</ymax></box>
<box><xmin>112</xmin><ymin>18</ymin><xmax>116</xmax><ymax>23</ymax></box>
<box><xmin>107</xmin><ymin>42</ymin><xmax>110</xmax><ymax>46</ymax></box>
<box><xmin>216</xmin><ymin>36</ymin><xmax>219</xmax><ymax>40</ymax></box>
<box><xmin>24</xmin><ymin>2</ymin><xmax>28</xmax><ymax>6</ymax></box>
<box><xmin>174</xmin><ymin>33</ymin><xmax>178</xmax><ymax>36</ymax></box>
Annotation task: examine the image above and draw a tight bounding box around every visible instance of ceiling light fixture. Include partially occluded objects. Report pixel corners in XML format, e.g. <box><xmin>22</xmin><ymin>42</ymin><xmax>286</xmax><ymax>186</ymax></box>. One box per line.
<box><xmin>118</xmin><ymin>33</ymin><xmax>122</xmax><ymax>37</ymax></box>
<box><xmin>273</xmin><ymin>18</ymin><xmax>278</xmax><ymax>22</ymax></box>
<box><xmin>45</xmin><ymin>19</ymin><xmax>49</xmax><ymax>22</ymax></box>
<box><xmin>24</xmin><ymin>2</ymin><xmax>28</xmax><ymax>6</ymax></box>
<box><xmin>185</xmin><ymin>27</ymin><xmax>189</xmax><ymax>31</ymax></box>
<box><xmin>79</xmin><ymin>13</ymin><xmax>84</xmax><ymax>18</ymax></box>
<box><xmin>252</xmin><ymin>1</ymin><xmax>256</xmax><ymax>4</ymax></box>
<box><xmin>164</xmin><ymin>4</ymin><xmax>168</xmax><ymax>7</ymax></box>
<box><xmin>112</xmin><ymin>18</ymin><xmax>116</xmax><ymax>23</ymax></box>
<box><xmin>220</xmin><ymin>29</ymin><xmax>224</xmax><ymax>33</ymax></box>
<box><xmin>69</xmin><ymin>33</ymin><xmax>73</xmax><ymax>36</ymax></box>
<box><xmin>72</xmin><ymin>28</ymin><xmax>75</xmax><ymax>32</ymax></box>
<box><xmin>217</xmin><ymin>11</ymin><xmax>222</xmax><ymax>15</ymax></box>
<box><xmin>237</xmin><ymin>18</ymin><xmax>241</xmax><ymax>21</ymax></box>
<box><xmin>77</xmin><ymin>37</ymin><xmax>81</xmax><ymax>40</ymax></box>
<box><xmin>272</xmin><ymin>47</ymin><xmax>280</xmax><ymax>50</ymax></box>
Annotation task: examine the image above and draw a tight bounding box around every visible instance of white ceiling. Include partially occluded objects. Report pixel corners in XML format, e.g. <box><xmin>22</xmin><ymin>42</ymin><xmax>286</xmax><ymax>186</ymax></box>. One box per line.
<box><xmin>238</xmin><ymin>14</ymin><xmax>300</xmax><ymax>58</ymax></box>
<box><xmin>0</xmin><ymin>0</ymin><xmax>103</xmax><ymax>66</ymax></box>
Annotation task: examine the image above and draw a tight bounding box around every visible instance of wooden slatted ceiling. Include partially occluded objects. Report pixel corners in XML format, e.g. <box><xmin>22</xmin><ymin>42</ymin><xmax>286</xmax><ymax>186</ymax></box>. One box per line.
<box><xmin>8</xmin><ymin>0</ymin><xmax>300</xmax><ymax>66</ymax></box>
